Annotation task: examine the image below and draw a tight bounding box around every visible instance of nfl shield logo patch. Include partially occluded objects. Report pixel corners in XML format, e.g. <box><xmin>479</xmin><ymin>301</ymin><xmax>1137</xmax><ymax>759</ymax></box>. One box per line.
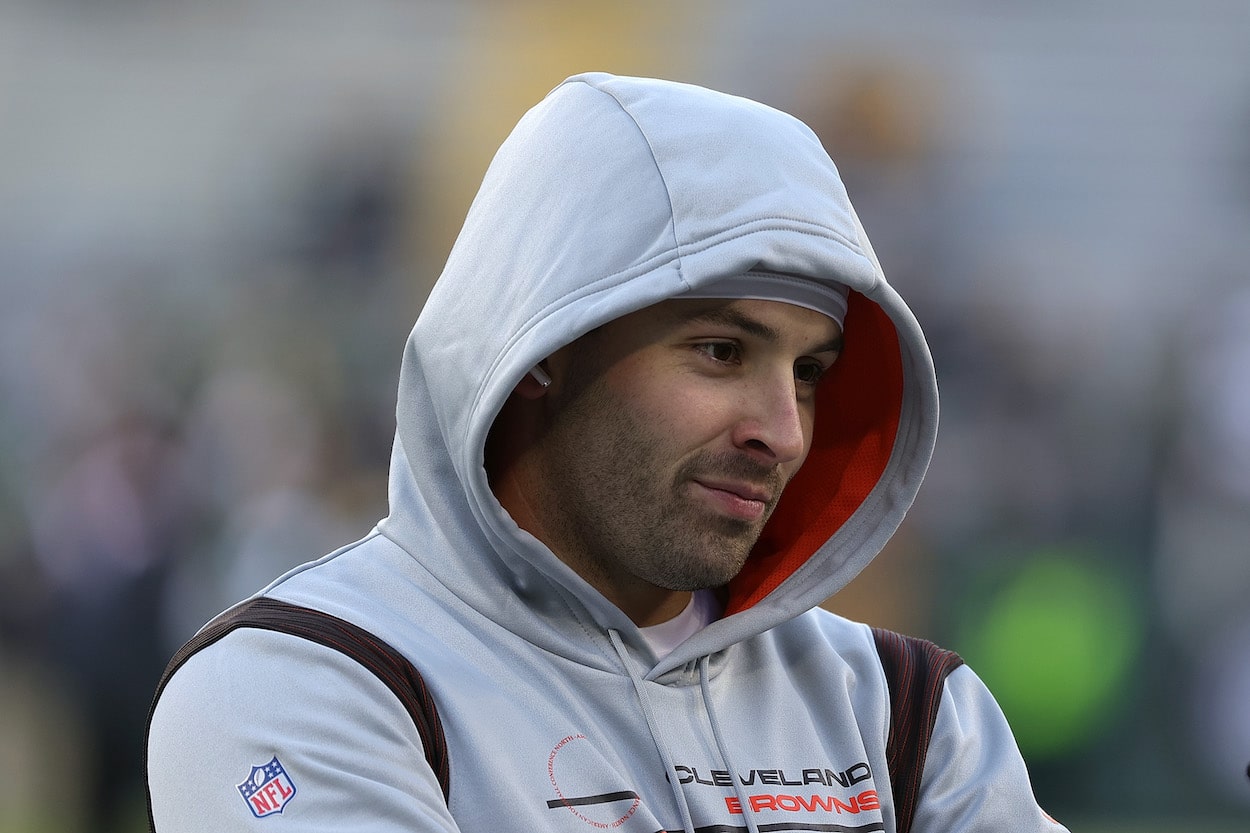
<box><xmin>237</xmin><ymin>756</ymin><xmax>297</xmax><ymax>817</ymax></box>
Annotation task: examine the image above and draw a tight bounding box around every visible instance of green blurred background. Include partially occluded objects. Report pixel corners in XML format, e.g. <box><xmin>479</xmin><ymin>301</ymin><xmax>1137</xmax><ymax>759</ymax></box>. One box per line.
<box><xmin>1</xmin><ymin>1</ymin><xmax>1248</xmax><ymax>830</ymax></box>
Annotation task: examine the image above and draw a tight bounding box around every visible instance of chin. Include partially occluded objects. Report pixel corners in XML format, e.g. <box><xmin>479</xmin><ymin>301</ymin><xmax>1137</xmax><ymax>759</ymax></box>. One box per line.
<box><xmin>662</xmin><ymin>556</ymin><xmax>750</xmax><ymax>592</ymax></box>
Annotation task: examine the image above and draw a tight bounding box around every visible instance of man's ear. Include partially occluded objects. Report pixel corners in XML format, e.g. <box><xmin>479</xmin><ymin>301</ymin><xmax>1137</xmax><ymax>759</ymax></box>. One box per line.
<box><xmin>514</xmin><ymin>365</ymin><xmax>551</xmax><ymax>400</ymax></box>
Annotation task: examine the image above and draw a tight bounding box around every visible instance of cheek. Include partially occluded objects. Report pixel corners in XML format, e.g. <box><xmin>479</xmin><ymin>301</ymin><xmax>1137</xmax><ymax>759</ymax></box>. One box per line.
<box><xmin>605</xmin><ymin>362</ymin><xmax>699</xmax><ymax>427</ymax></box>
<box><xmin>633</xmin><ymin>384</ymin><xmax>729</xmax><ymax>443</ymax></box>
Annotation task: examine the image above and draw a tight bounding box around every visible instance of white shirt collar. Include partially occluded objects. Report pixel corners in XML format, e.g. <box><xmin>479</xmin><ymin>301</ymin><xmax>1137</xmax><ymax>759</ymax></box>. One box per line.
<box><xmin>638</xmin><ymin>589</ymin><xmax>721</xmax><ymax>659</ymax></box>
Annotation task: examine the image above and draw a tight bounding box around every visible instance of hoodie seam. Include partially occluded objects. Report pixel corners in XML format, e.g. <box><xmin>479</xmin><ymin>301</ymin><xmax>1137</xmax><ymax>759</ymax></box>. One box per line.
<box><xmin>579</xmin><ymin>79</ymin><xmax>687</xmax><ymax>287</ymax></box>
<box><xmin>685</xmin><ymin>217</ymin><xmax>869</xmax><ymax>263</ymax></box>
<box><xmin>577</xmin><ymin>77</ymin><xmax>871</xmax><ymax>267</ymax></box>
<box><xmin>259</xmin><ymin>529</ymin><xmax>384</xmax><ymax>596</ymax></box>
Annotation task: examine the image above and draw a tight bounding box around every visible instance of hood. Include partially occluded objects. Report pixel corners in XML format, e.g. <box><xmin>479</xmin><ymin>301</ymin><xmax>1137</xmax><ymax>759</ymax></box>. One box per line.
<box><xmin>378</xmin><ymin>72</ymin><xmax>938</xmax><ymax>666</ymax></box>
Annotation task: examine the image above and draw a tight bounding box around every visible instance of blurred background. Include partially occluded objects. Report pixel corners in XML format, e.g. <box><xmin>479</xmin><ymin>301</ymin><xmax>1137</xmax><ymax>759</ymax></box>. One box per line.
<box><xmin>1</xmin><ymin>1</ymin><xmax>1247</xmax><ymax>831</ymax></box>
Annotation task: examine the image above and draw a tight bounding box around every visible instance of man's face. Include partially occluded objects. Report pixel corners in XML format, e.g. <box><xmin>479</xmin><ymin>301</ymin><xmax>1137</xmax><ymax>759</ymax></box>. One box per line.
<box><xmin>524</xmin><ymin>298</ymin><xmax>842</xmax><ymax>620</ymax></box>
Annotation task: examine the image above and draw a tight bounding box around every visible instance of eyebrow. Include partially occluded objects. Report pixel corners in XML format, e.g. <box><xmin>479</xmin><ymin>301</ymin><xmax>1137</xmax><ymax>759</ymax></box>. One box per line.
<box><xmin>685</xmin><ymin>306</ymin><xmax>844</xmax><ymax>354</ymax></box>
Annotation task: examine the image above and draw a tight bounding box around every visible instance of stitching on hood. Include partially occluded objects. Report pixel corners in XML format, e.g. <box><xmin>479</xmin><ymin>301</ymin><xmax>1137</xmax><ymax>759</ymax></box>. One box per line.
<box><xmin>575</xmin><ymin>78</ymin><xmax>688</xmax><ymax>290</ymax></box>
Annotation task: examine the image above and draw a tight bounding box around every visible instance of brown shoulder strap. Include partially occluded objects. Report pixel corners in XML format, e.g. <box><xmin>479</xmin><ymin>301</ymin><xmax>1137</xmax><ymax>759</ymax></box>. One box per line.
<box><xmin>145</xmin><ymin>597</ymin><xmax>450</xmax><ymax>828</ymax></box>
<box><xmin>871</xmin><ymin>627</ymin><xmax>964</xmax><ymax>833</ymax></box>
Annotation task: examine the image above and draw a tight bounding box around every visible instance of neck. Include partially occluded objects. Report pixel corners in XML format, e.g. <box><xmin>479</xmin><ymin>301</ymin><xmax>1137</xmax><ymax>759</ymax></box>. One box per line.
<box><xmin>604</xmin><ymin>585</ymin><xmax>693</xmax><ymax>627</ymax></box>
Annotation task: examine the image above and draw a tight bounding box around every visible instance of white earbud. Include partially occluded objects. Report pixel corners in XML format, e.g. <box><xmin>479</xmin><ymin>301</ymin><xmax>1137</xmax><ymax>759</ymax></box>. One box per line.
<box><xmin>529</xmin><ymin>366</ymin><xmax>552</xmax><ymax>388</ymax></box>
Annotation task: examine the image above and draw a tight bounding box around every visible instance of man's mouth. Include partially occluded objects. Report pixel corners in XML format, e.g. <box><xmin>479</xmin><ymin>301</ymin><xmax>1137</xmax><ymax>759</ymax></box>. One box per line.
<box><xmin>690</xmin><ymin>478</ymin><xmax>775</xmax><ymax>522</ymax></box>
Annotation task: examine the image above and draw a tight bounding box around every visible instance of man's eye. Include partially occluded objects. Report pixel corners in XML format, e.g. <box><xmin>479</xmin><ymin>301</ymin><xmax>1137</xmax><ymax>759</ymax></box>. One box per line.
<box><xmin>695</xmin><ymin>342</ymin><xmax>740</xmax><ymax>364</ymax></box>
<box><xmin>795</xmin><ymin>360</ymin><xmax>827</xmax><ymax>387</ymax></box>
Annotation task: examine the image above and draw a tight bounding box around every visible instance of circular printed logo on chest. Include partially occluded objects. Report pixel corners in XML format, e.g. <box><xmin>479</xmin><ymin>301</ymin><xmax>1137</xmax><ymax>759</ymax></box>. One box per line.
<box><xmin>546</xmin><ymin>734</ymin><xmax>642</xmax><ymax>829</ymax></box>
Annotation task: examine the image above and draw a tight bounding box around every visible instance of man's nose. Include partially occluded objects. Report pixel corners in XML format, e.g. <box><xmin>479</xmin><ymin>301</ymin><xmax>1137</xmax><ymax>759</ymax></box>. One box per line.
<box><xmin>730</xmin><ymin>374</ymin><xmax>808</xmax><ymax>465</ymax></box>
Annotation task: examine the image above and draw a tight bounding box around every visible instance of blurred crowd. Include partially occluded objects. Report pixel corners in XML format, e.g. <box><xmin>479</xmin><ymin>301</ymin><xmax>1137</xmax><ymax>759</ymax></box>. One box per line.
<box><xmin>1</xmin><ymin>2</ymin><xmax>1248</xmax><ymax>831</ymax></box>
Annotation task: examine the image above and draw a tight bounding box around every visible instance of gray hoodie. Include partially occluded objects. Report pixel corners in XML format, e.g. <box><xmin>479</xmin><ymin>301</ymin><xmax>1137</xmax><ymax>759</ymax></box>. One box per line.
<box><xmin>147</xmin><ymin>72</ymin><xmax>1065</xmax><ymax>833</ymax></box>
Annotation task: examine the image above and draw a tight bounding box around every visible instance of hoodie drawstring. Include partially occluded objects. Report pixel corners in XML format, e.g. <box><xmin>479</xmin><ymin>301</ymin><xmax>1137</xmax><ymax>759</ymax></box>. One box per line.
<box><xmin>698</xmin><ymin>655</ymin><xmax>763</xmax><ymax>833</ymax></box>
<box><xmin>607</xmin><ymin>629</ymin><xmax>764</xmax><ymax>833</ymax></box>
<box><xmin>607</xmin><ymin>628</ymin><xmax>698</xmax><ymax>833</ymax></box>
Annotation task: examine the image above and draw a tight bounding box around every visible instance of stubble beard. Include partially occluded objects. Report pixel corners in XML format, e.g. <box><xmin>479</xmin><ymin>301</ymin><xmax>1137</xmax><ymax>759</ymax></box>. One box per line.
<box><xmin>537</xmin><ymin>375</ymin><xmax>784</xmax><ymax>596</ymax></box>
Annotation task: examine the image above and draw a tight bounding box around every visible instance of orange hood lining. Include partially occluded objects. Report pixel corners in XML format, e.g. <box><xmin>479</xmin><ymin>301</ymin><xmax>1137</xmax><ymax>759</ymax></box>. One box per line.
<box><xmin>725</xmin><ymin>293</ymin><xmax>904</xmax><ymax>615</ymax></box>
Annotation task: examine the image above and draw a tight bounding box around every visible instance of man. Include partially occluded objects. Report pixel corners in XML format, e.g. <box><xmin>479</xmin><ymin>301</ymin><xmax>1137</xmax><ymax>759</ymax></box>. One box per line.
<box><xmin>147</xmin><ymin>72</ymin><xmax>1065</xmax><ymax>833</ymax></box>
